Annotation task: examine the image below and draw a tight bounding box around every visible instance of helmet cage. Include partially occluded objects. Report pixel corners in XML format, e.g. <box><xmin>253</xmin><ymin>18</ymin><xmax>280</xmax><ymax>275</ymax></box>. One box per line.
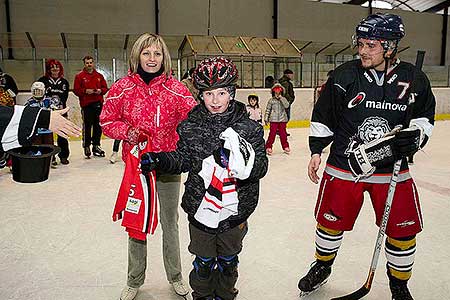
<box><xmin>31</xmin><ymin>82</ymin><xmax>46</xmax><ymax>99</ymax></box>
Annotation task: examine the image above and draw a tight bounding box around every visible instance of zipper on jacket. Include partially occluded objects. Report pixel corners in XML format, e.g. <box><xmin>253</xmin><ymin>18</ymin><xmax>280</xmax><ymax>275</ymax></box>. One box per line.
<box><xmin>156</xmin><ymin>105</ymin><xmax>160</xmax><ymax>127</ymax></box>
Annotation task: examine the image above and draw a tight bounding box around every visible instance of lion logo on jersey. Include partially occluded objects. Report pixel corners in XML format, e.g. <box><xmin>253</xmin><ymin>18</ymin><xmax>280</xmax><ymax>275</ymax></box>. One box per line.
<box><xmin>345</xmin><ymin>116</ymin><xmax>391</xmax><ymax>156</ymax></box>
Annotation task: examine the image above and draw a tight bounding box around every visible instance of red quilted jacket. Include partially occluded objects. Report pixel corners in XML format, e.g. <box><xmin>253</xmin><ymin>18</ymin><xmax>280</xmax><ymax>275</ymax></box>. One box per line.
<box><xmin>100</xmin><ymin>72</ymin><xmax>197</xmax><ymax>161</ymax></box>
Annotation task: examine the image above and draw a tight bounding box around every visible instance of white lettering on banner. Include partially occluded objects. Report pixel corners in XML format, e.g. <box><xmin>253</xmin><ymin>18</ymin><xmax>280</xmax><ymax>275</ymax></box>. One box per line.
<box><xmin>366</xmin><ymin>101</ymin><xmax>407</xmax><ymax>112</ymax></box>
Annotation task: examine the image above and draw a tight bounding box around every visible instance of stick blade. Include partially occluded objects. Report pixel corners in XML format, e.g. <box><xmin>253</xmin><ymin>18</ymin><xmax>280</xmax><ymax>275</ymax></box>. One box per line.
<box><xmin>330</xmin><ymin>286</ymin><xmax>370</xmax><ymax>300</ymax></box>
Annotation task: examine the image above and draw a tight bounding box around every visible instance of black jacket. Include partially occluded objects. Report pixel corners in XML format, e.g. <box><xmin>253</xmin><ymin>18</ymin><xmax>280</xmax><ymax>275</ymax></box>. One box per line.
<box><xmin>158</xmin><ymin>100</ymin><xmax>268</xmax><ymax>233</ymax></box>
<box><xmin>279</xmin><ymin>75</ymin><xmax>295</xmax><ymax>105</ymax></box>
<box><xmin>37</xmin><ymin>76</ymin><xmax>70</xmax><ymax>107</ymax></box>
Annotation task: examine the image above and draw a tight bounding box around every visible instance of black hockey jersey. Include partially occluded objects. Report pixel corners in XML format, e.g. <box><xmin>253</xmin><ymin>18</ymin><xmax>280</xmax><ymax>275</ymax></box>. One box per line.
<box><xmin>37</xmin><ymin>76</ymin><xmax>70</xmax><ymax>108</ymax></box>
<box><xmin>309</xmin><ymin>59</ymin><xmax>435</xmax><ymax>183</ymax></box>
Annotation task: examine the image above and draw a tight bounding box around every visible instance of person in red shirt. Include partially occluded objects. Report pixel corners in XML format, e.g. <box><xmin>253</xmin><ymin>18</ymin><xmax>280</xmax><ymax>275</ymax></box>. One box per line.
<box><xmin>100</xmin><ymin>33</ymin><xmax>196</xmax><ymax>300</ymax></box>
<box><xmin>73</xmin><ymin>55</ymin><xmax>108</xmax><ymax>158</ymax></box>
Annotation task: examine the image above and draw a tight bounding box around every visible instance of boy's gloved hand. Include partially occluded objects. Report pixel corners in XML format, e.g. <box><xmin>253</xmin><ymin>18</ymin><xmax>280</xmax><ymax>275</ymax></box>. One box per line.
<box><xmin>140</xmin><ymin>152</ymin><xmax>157</xmax><ymax>173</ymax></box>
<box><xmin>213</xmin><ymin>147</ymin><xmax>230</xmax><ymax>168</ymax></box>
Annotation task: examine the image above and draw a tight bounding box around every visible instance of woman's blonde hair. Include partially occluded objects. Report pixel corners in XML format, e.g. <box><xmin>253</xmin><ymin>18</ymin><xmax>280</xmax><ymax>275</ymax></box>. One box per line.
<box><xmin>129</xmin><ymin>33</ymin><xmax>172</xmax><ymax>76</ymax></box>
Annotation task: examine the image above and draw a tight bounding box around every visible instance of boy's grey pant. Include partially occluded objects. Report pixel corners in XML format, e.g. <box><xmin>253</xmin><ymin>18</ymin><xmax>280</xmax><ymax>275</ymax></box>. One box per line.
<box><xmin>127</xmin><ymin>174</ymin><xmax>183</xmax><ymax>288</ymax></box>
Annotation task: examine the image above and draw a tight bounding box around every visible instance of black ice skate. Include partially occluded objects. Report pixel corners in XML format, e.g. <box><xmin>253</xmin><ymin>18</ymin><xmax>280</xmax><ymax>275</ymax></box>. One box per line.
<box><xmin>84</xmin><ymin>146</ymin><xmax>91</xmax><ymax>159</ymax></box>
<box><xmin>92</xmin><ymin>145</ymin><xmax>105</xmax><ymax>157</ymax></box>
<box><xmin>298</xmin><ymin>261</ymin><xmax>331</xmax><ymax>297</ymax></box>
<box><xmin>390</xmin><ymin>279</ymin><xmax>414</xmax><ymax>300</ymax></box>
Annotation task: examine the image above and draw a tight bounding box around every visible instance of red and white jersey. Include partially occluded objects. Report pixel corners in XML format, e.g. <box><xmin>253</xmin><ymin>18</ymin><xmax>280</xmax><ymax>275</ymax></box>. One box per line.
<box><xmin>112</xmin><ymin>140</ymin><xmax>158</xmax><ymax>236</ymax></box>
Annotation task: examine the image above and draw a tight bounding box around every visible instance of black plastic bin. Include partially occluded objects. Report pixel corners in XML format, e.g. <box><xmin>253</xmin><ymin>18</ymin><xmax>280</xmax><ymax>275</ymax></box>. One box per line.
<box><xmin>7</xmin><ymin>145</ymin><xmax>60</xmax><ymax>183</ymax></box>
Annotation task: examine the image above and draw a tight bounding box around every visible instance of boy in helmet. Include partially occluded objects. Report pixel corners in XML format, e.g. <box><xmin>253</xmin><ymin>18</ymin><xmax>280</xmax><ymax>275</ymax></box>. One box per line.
<box><xmin>26</xmin><ymin>81</ymin><xmax>62</xmax><ymax>146</ymax></box>
<box><xmin>299</xmin><ymin>13</ymin><xmax>435</xmax><ymax>300</ymax></box>
<box><xmin>141</xmin><ymin>56</ymin><xmax>268</xmax><ymax>300</ymax></box>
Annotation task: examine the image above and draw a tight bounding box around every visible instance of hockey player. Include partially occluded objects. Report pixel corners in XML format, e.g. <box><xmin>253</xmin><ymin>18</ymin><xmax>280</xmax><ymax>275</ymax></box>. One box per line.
<box><xmin>26</xmin><ymin>82</ymin><xmax>62</xmax><ymax>146</ymax></box>
<box><xmin>299</xmin><ymin>13</ymin><xmax>435</xmax><ymax>300</ymax></box>
<box><xmin>141</xmin><ymin>56</ymin><xmax>268</xmax><ymax>300</ymax></box>
<box><xmin>38</xmin><ymin>59</ymin><xmax>71</xmax><ymax>164</ymax></box>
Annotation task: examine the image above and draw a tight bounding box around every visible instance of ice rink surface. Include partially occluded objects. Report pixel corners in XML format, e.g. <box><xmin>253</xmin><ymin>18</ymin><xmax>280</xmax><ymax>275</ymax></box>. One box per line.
<box><xmin>1</xmin><ymin>122</ymin><xmax>449</xmax><ymax>300</ymax></box>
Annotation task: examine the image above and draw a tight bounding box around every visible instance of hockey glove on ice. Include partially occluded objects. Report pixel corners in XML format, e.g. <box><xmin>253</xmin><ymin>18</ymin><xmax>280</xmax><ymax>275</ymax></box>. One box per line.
<box><xmin>393</xmin><ymin>126</ymin><xmax>424</xmax><ymax>158</ymax></box>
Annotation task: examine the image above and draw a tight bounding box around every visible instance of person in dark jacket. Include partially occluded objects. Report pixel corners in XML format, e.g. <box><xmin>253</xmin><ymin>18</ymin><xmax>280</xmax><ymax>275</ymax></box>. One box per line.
<box><xmin>0</xmin><ymin>67</ymin><xmax>18</xmax><ymax>107</ymax></box>
<box><xmin>38</xmin><ymin>59</ymin><xmax>71</xmax><ymax>164</ymax></box>
<box><xmin>278</xmin><ymin>68</ymin><xmax>295</xmax><ymax>122</ymax></box>
<box><xmin>141</xmin><ymin>56</ymin><xmax>268</xmax><ymax>300</ymax></box>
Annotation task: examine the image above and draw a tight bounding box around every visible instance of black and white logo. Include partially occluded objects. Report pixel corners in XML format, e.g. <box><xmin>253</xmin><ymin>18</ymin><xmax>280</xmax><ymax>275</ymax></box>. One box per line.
<box><xmin>345</xmin><ymin>116</ymin><xmax>391</xmax><ymax>155</ymax></box>
<box><xmin>357</xmin><ymin>116</ymin><xmax>391</xmax><ymax>143</ymax></box>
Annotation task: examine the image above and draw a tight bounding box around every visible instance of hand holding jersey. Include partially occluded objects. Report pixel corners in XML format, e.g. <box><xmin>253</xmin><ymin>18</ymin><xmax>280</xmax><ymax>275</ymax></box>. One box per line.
<box><xmin>348</xmin><ymin>125</ymin><xmax>424</xmax><ymax>178</ymax></box>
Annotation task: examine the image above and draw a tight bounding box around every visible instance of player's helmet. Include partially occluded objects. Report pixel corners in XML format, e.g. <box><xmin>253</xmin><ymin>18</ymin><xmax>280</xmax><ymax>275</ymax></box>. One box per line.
<box><xmin>354</xmin><ymin>13</ymin><xmax>405</xmax><ymax>54</ymax></box>
<box><xmin>31</xmin><ymin>81</ymin><xmax>46</xmax><ymax>99</ymax></box>
<box><xmin>193</xmin><ymin>56</ymin><xmax>238</xmax><ymax>91</ymax></box>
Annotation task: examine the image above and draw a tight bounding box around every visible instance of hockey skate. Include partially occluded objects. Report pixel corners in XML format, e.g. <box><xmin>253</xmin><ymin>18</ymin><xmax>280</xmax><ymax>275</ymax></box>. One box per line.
<box><xmin>389</xmin><ymin>278</ymin><xmax>414</xmax><ymax>300</ymax></box>
<box><xmin>298</xmin><ymin>261</ymin><xmax>331</xmax><ymax>297</ymax></box>
<box><xmin>92</xmin><ymin>145</ymin><xmax>105</xmax><ymax>157</ymax></box>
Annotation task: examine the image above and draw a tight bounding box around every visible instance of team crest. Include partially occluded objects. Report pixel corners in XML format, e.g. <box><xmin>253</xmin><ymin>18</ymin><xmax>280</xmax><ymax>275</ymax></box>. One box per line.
<box><xmin>345</xmin><ymin>116</ymin><xmax>391</xmax><ymax>155</ymax></box>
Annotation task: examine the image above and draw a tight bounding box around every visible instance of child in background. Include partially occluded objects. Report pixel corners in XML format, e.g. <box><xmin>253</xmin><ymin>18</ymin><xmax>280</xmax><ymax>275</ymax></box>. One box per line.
<box><xmin>246</xmin><ymin>94</ymin><xmax>263</xmax><ymax>125</ymax></box>
<box><xmin>264</xmin><ymin>83</ymin><xmax>290</xmax><ymax>155</ymax></box>
<box><xmin>26</xmin><ymin>81</ymin><xmax>61</xmax><ymax>146</ymax></box>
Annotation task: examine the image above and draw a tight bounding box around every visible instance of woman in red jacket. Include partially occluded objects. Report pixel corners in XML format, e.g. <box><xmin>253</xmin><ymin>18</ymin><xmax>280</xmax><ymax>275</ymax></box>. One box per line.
<box><xmin>100</xmin><ymin>33</ymin><xmax>197</xmax><ymax>300</ymax></box>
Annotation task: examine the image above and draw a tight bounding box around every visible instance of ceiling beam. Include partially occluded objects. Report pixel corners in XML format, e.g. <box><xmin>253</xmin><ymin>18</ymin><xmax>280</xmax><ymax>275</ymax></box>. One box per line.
<box><xmin>425</xmin><ymin>0</ymin><xmax>450</xmax><ymax>13</ymax></box>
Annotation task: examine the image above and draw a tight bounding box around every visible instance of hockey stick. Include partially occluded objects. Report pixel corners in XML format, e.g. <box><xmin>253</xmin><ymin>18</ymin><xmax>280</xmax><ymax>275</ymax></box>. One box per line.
<box><xmin>331</xmin><ymin>50</ymin><xmax>426</xmax><ymax>300</ymax></box>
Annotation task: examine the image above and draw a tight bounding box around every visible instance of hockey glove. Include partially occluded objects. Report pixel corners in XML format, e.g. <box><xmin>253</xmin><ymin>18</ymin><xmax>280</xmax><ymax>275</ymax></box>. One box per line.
<box><xmin>348</xmin><ymin>136</ymin><xmax>396</xmax><ymax>178</ymax></box>
<box><xmin>141</xmin><ymin>152</ymin><xmax>173</xmax><ymax>173</ymax></box>
<box><xmin>393</xmin><ymin>126</ymin><xmax>424</xmax><ymax>158</ymax></box>
<box><xmin>213</xmin><ymin>147</ymin><xmax>230</xmax><ymax>168</ymax></box>
<box><xmin>140</xmin><ymin>152</ymin><xmax>157</xmax><ymax>173</ymax></box>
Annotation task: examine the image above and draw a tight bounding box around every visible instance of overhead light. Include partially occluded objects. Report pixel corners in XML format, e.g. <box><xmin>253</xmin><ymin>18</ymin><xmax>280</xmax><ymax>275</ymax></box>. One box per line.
<box><xmin>362</xmin><ymin>0</ymin><xmax>393</xmax><ymax>9</ymax></box>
